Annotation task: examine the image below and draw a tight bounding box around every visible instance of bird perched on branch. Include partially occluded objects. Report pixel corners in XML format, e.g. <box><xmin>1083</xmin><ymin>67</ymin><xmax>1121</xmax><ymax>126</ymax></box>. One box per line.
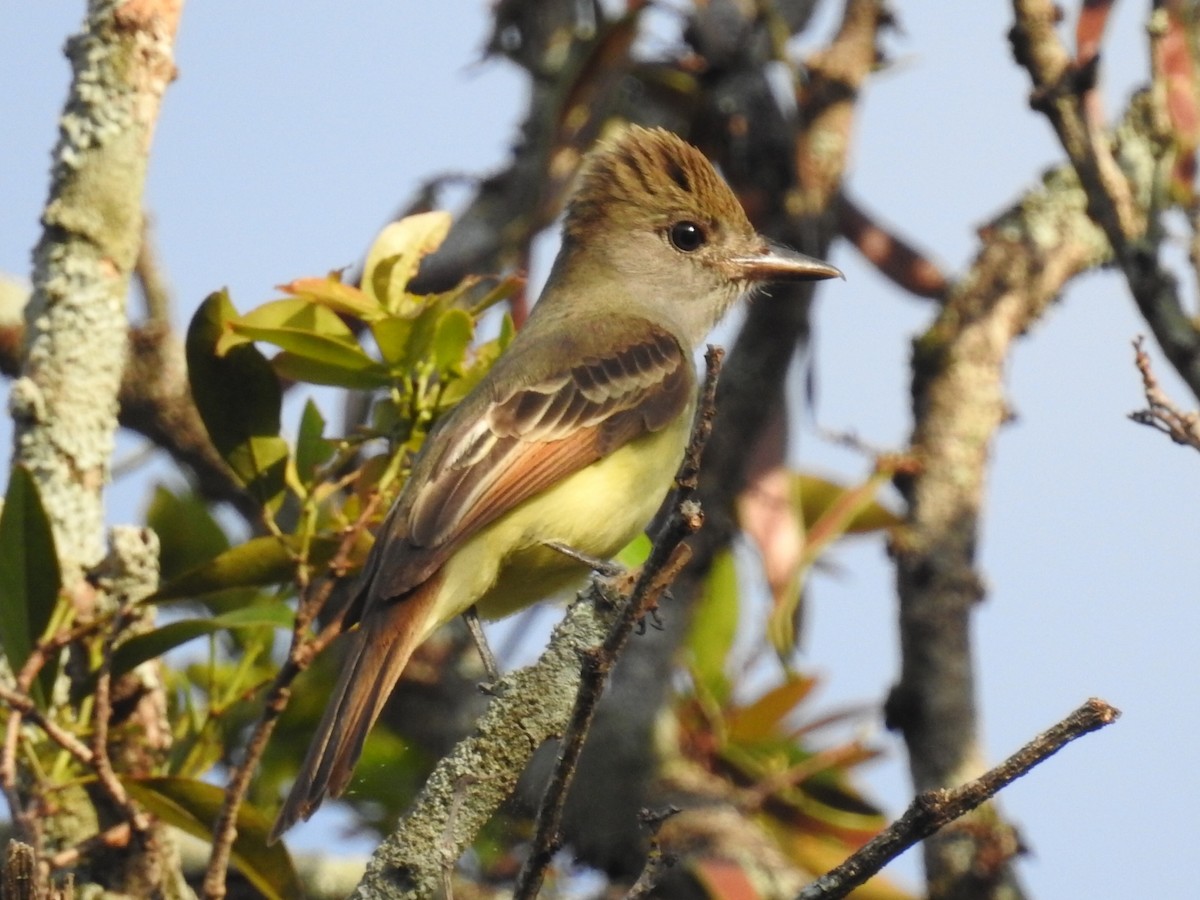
<box><xmin>270</xmin><ymin>125</ymin><xmax>841</xmax><ymax>841</ymax></box>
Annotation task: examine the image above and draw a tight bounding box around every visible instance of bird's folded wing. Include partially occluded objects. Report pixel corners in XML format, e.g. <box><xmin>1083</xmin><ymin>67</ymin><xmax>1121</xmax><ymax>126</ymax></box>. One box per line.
<box><xmin>363</xmin><ymin>324</ymin><xmax>693</xmax><ymax>607</ymax></box>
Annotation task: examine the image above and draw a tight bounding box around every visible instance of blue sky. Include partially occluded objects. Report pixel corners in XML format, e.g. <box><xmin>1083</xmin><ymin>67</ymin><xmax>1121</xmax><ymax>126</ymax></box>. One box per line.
<box><xmin>3</xmin><ymin>3</ymin><xmax>1197</xmax><ymax>896</ymax></box>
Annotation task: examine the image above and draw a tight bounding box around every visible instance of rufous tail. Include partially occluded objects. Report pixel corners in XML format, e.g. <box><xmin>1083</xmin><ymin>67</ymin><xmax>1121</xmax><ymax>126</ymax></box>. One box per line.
<box><xmin>269</xmin><ymin>574</ymin><xmax>441</xmax><ymax>843</ymax></box>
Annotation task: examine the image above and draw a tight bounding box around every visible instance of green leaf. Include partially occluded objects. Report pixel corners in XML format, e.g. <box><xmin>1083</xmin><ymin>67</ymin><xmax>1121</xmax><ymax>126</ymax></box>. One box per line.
<box><xmin>225</xmin><ymin>437</ymin><xmax>290</xmax><ymax>512</ymax></box>
<box><xmin>614</xmin><ymin>532</ymin><xmax>652</xmax><ymax>568</ymax></box>
<box><xmin>384</xmin><ymin>301</ymin><xmax>443</xmax><ymax>370</ymax></box>
<box><xmin>467</xmin><ymin>275</ymin><xmax>524</xmax><ymax>317</ymax></box>
<box><xmin>432</xmin><ymin>308</ymin><xmax>474</xmax><ymax>374</ymax></box>
<box><xmin>146</xmin><ymin>486</ymin><xmax>230</xmax><ymax>583</ymax></box>
<box><xmin>226</xmin><ymin>298</ymin><xmax>380</xmax><ymax>374</ymax></box>
<box><xmin>295</xmin><ymin>399</ymin><xmax>334</xmax><ymax>484</ymax></box>
<box><xmin>438</xmin><ymin>327</ymin><xmax>508</xmax><ymax>409</ymax></box>
<box><xmin>270</xmin><ymin>350</ymin><xmax>391</xmax><ymax>390</ymax></box>
<box><xmin>110</xmin><ymin>604</ymin><xmax>293</xmax><ymax>681</ymax></box>
<box><xmin>155</xmin><ymin>536</ymin><xmax>299</xmax><ymax>601</ymax></box>
<box><xmin>361</xmin><ymin>212</ymin><xmax>452</xmax><ymax>312</ymax></box>
<box><xmin>74</xmin><ymin>605</ymin><xmax>294</xmax><ymax>702</ymax></box>
<box><xmin>0</xmin><ymin>467</ymin><xmax>61</xmax><ymax>703</ymax></box>
<box><xmin>369</xmin><ymin>315</ymin><xmax>416</xmax><ymax>369</ymax></box>
<box><xmin>236</xmin><ymin>297</ymin><xmax>358</xmax><ymax>338</ymax></box>
<box><xmin>122</xmin><ymin>777</ymin><xmax>302</xmax><ymax>900</ymax></box>
<box><xmin>686</xmin><ymin>548</ymin><xmax>740</xmax><ymax>702</ymax></box>
<box><xmin>186</xmin><ymin>291</ymin><xmax>288</xmax><ymax>509</ymax></box>
<box><xmin>795</xmin><ymin>474</ymin><xmax>901</xmax><ymax>534</ymax></box>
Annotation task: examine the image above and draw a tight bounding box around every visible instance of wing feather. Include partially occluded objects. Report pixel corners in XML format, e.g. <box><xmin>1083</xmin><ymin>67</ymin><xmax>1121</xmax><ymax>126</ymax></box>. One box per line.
<box><xmin>360</xmin><ymin>323</ymin><xmax>692</xmax><ymax>608</ymax></box>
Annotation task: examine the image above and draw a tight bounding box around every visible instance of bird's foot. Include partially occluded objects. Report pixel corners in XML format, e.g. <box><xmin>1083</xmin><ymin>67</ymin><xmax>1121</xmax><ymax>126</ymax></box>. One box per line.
<box><xmin>542</xmin><ymin>540</ymin><xmax>625</xmax><ymax>577</ymax></box>
<box><xmin>462</xmin><ymin>605</ymin><xmax>501</xmax><ymax>687</ymax></box>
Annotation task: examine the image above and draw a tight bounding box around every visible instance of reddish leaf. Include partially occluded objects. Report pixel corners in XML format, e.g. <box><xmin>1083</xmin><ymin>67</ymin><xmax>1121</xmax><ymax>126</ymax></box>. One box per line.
<box><xmin>727</xmin><ymin>674</ymin><xmax>818</xmax><ymax>744</ymax></box>
<box><xmin>1075</xmin><ymin>0</ymin><xmax>1115</xmax><ymax>69</ymax></box>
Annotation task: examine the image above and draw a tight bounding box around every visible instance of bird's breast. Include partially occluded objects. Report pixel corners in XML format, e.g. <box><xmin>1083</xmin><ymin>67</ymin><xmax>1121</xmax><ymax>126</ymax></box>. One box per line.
<box><xmin>442</xmin><ymin>404</ymin><xmax>694</xmax><ymax>622</ymax></box>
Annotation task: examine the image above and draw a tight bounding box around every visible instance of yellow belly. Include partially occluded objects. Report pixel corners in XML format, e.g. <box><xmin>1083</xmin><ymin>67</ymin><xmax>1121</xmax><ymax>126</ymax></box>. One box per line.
<box><xmin>426</xmin><ymin>407</ymin><xmax>693</xmax><ymax>633</ymax></box>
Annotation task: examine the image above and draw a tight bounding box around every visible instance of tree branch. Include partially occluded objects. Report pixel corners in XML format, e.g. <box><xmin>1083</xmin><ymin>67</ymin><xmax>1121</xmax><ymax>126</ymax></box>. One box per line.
<box><xmin>1010</xmin><ymin>0</ymin><xmax>1200</xmax><ymax>399</ymax></box>
<box><xmin>887</xmin><ymin>101</ymin><xmax>1128</xmax><ymax>899</ymax></box>
<box><xmin>799</xmin><ymin>699</ymin><xmax>1120</xmax><ymax>900</ymax></box>
<box><xmin>1128</xmin><ymin>335</ymin><xmax>1200</xmax><ymax>450</ymax></box>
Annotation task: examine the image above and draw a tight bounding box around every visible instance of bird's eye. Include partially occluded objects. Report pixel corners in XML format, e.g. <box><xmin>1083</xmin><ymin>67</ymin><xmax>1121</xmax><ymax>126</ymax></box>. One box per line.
<box><xmin>668</xmin><ymin>221</ymin><xmax>706</xmax><ymax>252</ymax></box>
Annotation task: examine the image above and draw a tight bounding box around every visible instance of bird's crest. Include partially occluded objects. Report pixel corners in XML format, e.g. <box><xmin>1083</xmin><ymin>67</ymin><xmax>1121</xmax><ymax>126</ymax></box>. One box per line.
<box><xmin>564</xmin><ymin>126</ymin><xmax>750</xmax><ymax>241</ymax></box>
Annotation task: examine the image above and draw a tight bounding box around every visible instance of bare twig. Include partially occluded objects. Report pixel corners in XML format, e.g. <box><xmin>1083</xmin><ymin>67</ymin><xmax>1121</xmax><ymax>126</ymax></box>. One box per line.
<box><xmin>134</xmin><ymin>215</ymin><xmax>172</xmax><ymax>324</ymax></box>
<box><xmin>513</xmin><ymin>348</ymin><xmax>723</xmax><ymax>899</ymax></box>
<box><xmin>47</xmin><ymin>822</ymin><xmax>137</xmax><ymax>870</ymax></box>
<box><xmin>0</xmin><ymin>683</ymin><xmax>95</xmax><ymax>768</ymax></box>
<box><xmin>797</xmin><ymin>698</ymin><xmax>1120</xmax><ymax>900</ymax></box>
<box><xmin>89</xmin><ymin>605</ymin><xmax>151</xmax><ymax>835</ymax></box>
<box><xmin>623</xmin><ymin>807</ymin><xmax>680</xmax><ymax>899</ymax></box>
<box><xmin>1129</xmin><ymin>336</ymin><xmax>1200</xmax><ymax>450</ymax></box>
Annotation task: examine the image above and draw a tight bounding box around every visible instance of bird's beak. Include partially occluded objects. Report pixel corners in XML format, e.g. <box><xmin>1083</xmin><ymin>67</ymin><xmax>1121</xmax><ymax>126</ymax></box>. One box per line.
<box><xmin>728</xmin><ymin>242</ymin><xmax>843</xmax><ymax>283</ymax></box>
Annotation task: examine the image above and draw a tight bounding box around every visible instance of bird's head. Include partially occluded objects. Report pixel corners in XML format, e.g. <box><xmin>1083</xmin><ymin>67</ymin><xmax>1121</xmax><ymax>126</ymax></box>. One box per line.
<box><xmin>560</xmin><ymin>125</ymin><xmax>841</xmax><ymax>345</ymax></box>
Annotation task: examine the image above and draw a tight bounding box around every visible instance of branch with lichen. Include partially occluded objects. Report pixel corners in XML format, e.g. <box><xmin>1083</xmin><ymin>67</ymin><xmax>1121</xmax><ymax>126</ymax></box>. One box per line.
<box><xmin>885</xmin><ymin>94</ymin><xmax>1139</xmax><ymax>900</ymax></box>
<box><xmin>2</xmin><ymin>0</ymin><xmax>188</xmax><ymax>896</ymax></box>
<box><xmin>1010</xmin><ymin>0</ymin><xmax>1200</xmax><ymax>399</ymax></box>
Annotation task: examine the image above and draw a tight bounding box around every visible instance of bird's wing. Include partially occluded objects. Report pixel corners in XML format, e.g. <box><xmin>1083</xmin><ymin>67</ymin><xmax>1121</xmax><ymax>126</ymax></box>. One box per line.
<box><xmin>358</xmin><ymin>322</ymin><xmax>693</xmax><ymax>611</ymax></box>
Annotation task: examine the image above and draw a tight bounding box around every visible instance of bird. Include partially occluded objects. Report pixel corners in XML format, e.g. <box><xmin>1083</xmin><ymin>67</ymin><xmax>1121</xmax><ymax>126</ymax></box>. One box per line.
<box><xmin>269</xmin><ymin>125</ymin><xmax>842</xmax><ymax>841</ymax></box>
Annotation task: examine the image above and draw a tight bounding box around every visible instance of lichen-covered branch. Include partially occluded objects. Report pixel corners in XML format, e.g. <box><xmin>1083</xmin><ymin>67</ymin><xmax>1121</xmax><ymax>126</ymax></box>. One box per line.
<box><xmin>13</xmin><ymin>0</ymin><xmax>183</xmax><ymax>576</ymax></box>
<box><xmin>1010</xmin><ymin>0</ymin><xmax>1200</xmax><ymax>399</ymax></box>
<box><xmin>887</xmin><ymin>127</ymin><xmax>1114</xmax><ymax>900</ymax></box>
<box><xmin>4</xmin><ymin>2</ymin><xmax>188</xmax><ymax>896</ymax></box>
<box><xmin>0</xmin><ymin>301</ymin><xmax>250</xmax><ymax>517</ymax></box>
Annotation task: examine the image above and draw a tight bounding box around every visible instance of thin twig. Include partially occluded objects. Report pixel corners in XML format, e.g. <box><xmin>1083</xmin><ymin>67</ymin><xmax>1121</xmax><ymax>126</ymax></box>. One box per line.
<box><xmin>134</xmin><ymin>214</ymin><xmax>172</xmax><ymax>324</ymax></box>
<box><xmin>47</xmin><ymin>822</ymin><xmax>137</xmax><ymax>870</ymax></box>
<box><xmin>622</xmin><ymin>806</ymin><xmax>679</xmax><ymax>899</ymax></box>
<box><xmin>201</xmin><ymin>492</ymin><xmax>384</xmax><ymax>900</ymax></box>
<box><xmin>797</xmin><ymin>698</ymin><xmax>1121</xmax><ymax>900</ymax></box>
<box><xmin>90</xmin><ymin>605</ymin><xmax>150</xmax><ymax>833</ymax></box>
<box><xmin>1128</xmin><ymin>336</ymin><xmax>1200</xmax><ymax>450</ymax></box>
<box><xmin>513</xmin><ymin>347</ymin><xmax>724</xmax><ymax>899</ymax></box>
<box><xmin>0</xmin><ymin>683</ymin><xmax>95</xmax><ymax>767</ymax></box>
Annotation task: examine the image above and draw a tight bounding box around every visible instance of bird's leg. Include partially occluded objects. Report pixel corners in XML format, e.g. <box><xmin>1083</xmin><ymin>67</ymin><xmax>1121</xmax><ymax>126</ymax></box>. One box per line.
<box><xmin>462</xmin><ymin>605</ymin><xmax>501</xmax><ymax>685</ymax></box>
<box><xmin>541</xmin><ymin>540</ymin><xmax>625</xmax><ymax>577</ymax></box>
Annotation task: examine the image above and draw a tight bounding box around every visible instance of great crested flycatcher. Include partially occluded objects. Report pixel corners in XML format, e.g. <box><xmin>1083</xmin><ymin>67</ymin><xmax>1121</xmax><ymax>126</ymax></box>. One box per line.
<box><xmin>270</xmin><ymin>125</ymin><xmax>841</xmax><ymax>840</ymax></box>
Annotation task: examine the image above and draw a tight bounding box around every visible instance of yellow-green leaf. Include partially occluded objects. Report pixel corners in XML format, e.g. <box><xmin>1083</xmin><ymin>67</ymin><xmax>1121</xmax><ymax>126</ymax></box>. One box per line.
<box><xmin>686</xmin><ymin>548</ymin><xmax>740</xmax><ymax>702</ymax></box>
<box><xmin>362</xmin><ymin>212</ymin><xmax>452</xmax><ymax>313</ymax></box>
<box><xmin>795</xmin><ymin>474</ymin><xmax>901</xmax><ymax>534</ymax></box>
<box><xmin>226</xmin><ymin>298</ymin><xmax>377</xmax><ymax>373</ymax></box>
<box><xmin>278</xmin><ymin>275</ymin><xmax>381</xmax><ymax>320</ymax></box>
<box><xmin>295</xmin><ymin>399</ymin><xmax>334</xmax><ymax>484</ymax></box>
<box><xmin>154</xmin><ymin>535</ymin><xmax>328</xmax><ymax>601</ymax></box>
<box><xmin>433</xmin><ymin>308</ymin><xmax>474</xmax><ymax>374</ymax></box>
<box><xmin>123</xmin><ymin>777</ymin><xmax>302</xmax><ymax>900</ymax></box>
<box><xmin>270</xmin><ymin>350</ymin><xmax>391</xmax><ymax>390</ymax></box>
